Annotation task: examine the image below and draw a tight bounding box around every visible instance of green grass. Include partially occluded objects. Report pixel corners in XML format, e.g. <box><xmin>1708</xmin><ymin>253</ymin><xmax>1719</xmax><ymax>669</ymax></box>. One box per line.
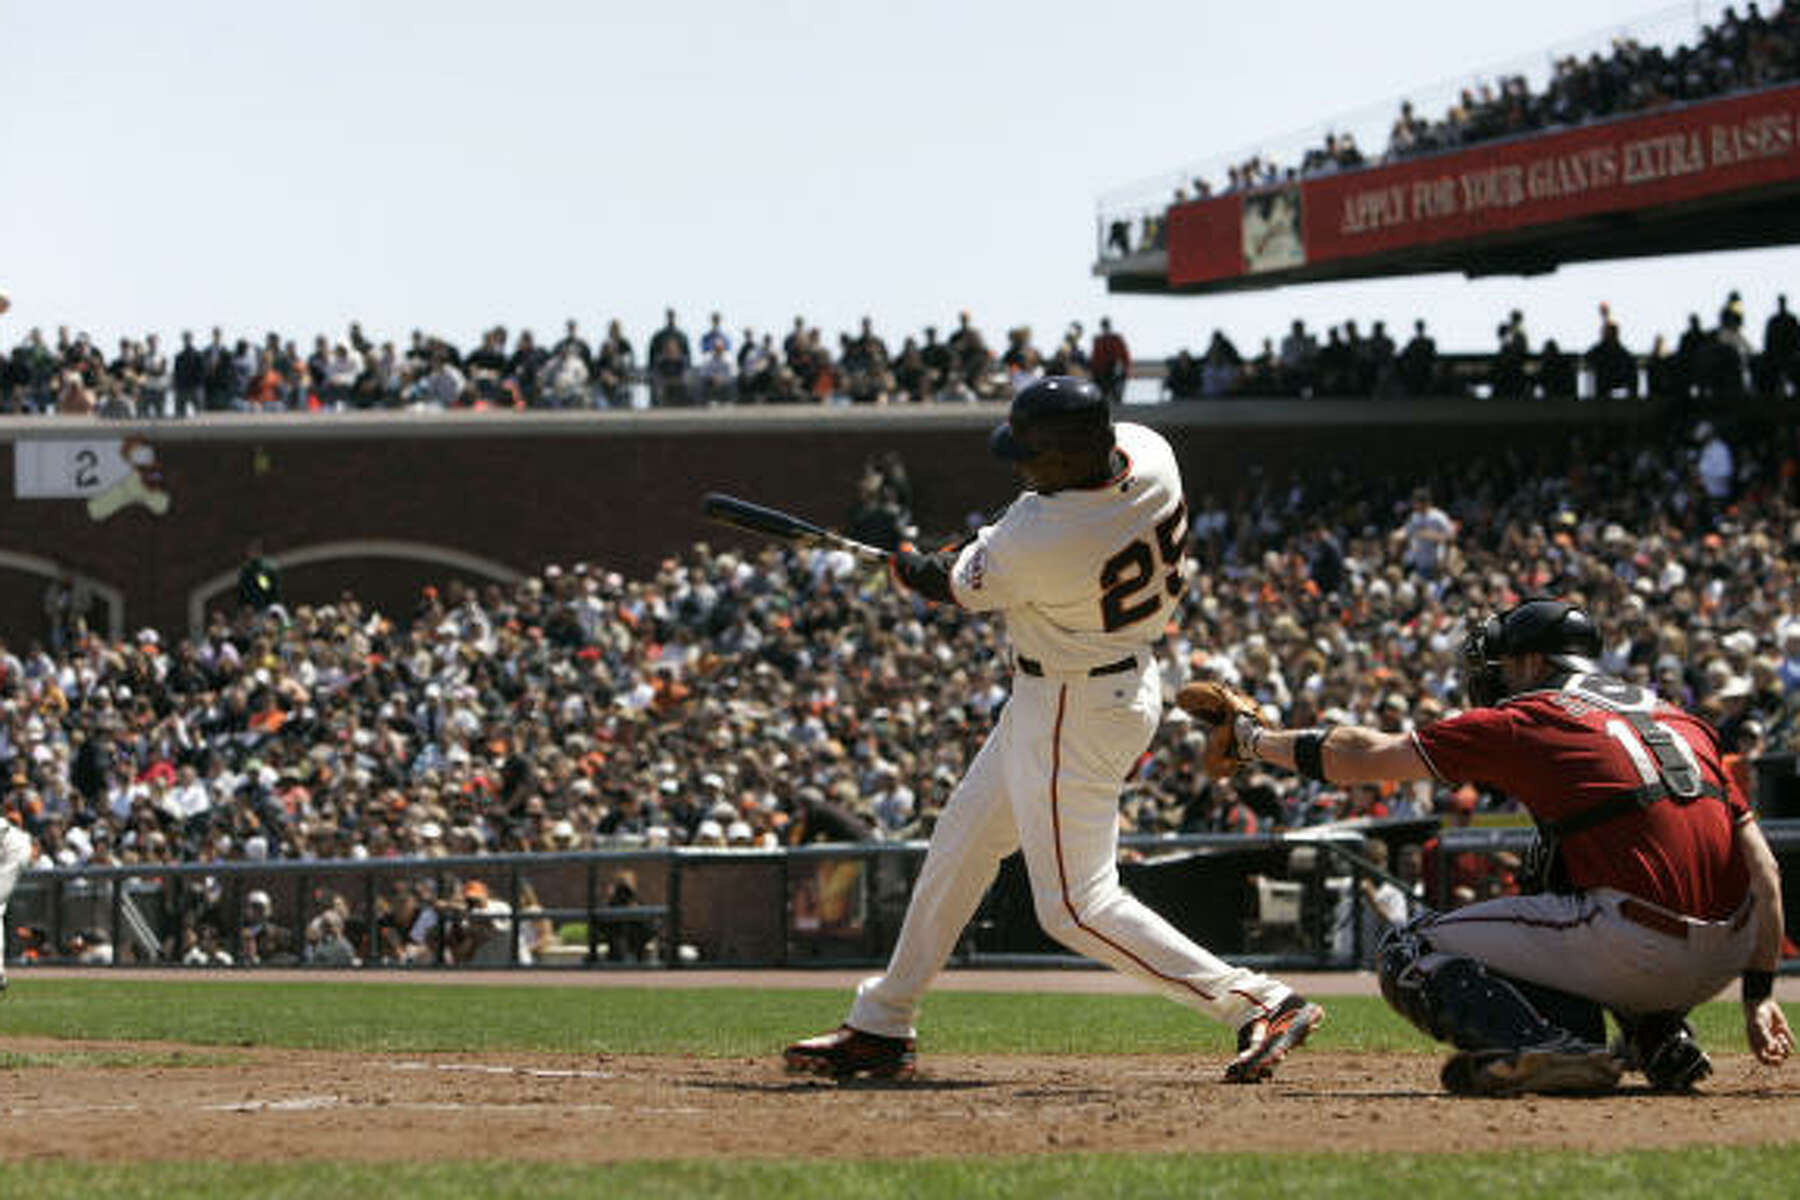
<box><xmin>0</xmin><ymin>977</ymin><xmax>1757</xmax><ymax>1057</ymax></box>
<box><xmin>4</xmin><ymin>978</ymin><xmax>1414</xmax><ymax>1055</ymax></box>
<box><xmin>0</xmin><ymin>1047</ymin><xmax>244</xmax><ymax>1069</ymax></box>
<box><xmin>2</xmin><ymin>1147</ymin><xmax>1798</xmax><ymax>1199</ymax></box>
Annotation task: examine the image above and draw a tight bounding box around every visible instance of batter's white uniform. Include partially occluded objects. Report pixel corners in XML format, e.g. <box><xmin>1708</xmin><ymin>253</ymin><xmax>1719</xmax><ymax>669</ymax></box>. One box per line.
<box><xmin>849</xmin><ymin>422</ymin><xmax>1293</xmax><ymax>1038</ymax></box>
<box><xmin>0</xmin><ymin>819</ymin><xmax>32</xmax><ymax>984</ymax></box>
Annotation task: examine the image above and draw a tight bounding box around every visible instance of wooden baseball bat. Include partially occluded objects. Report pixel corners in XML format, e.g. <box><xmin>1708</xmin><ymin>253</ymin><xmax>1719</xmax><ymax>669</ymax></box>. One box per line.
<box><xmin>700</xmin><ymin>493</ymin><xmax>889</xmax><ymax>563</ymax></box>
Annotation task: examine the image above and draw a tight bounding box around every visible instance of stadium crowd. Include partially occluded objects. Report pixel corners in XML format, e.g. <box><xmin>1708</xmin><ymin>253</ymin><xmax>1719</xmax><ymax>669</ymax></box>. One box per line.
<box><xmin>1162</xmin><ymin>291</ymin><xmax>1800</xmax><ymax>402</ymax></box>
<box><xmin>3</xmin><ymin>410</ymin><xmax>1796</xmax><ymax>897</ymax></box>
<box><xmin>8</xmin><ymin>289</ymin><xmax>1799</xmax><ymax>417</ymax></box>
<box><xmin>0</xmin><ymin>309</ymin><xmax>1130</xmax><ymax>416</ymax></box>
<box><xmin>1118</xmin><ymin>3</ymin><xmax>1800</xmax><ymax>252</ymax></box>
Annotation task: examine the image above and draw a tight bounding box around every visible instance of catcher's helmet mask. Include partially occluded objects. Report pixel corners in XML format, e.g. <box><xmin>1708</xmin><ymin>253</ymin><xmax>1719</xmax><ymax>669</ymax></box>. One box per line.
<box><xmin>1463</xmin><ymin>597</ymin><xmax>1602</xmax><ymax>707</ymax></box>
<box><xmin>990</xmin><ymin>376</ymin><xmax>1114</xmax><ymax>464</ymax></box>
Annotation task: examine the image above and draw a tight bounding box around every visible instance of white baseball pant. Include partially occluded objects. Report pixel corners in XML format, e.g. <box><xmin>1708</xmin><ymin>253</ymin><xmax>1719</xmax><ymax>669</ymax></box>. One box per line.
<box><xmin>849</xmin><ymin>662</ymin><xmax>1291</xmax><ymax>1038</ymax></box>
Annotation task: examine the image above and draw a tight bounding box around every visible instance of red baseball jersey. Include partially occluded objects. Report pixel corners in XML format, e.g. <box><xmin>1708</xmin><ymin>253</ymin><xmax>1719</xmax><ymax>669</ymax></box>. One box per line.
<box><xmin>1413</xmin><ymin>676</ymin><xmax>1750</xmax><ymax>919</ymax></box>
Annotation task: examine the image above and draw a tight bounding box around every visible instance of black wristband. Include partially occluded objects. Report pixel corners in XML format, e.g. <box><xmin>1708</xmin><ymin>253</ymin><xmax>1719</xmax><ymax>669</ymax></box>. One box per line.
<box><xmin>1744</xmin><ymin>969</ymin><xmax>1775</xmax><ymax>1003</ymax></box>
<box><xmin>1294</xmin><ymin>727</ymin><xmax>1334</xmax><ymax>783</ymax></box>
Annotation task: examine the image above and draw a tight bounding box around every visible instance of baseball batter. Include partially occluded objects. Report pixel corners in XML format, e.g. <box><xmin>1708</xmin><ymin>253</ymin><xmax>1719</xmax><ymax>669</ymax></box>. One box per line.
<box><xmin>1210</xmin><ymin>598</ymin><xmax>1792</xmax><ymax>1095</ymax></box>
<box><xmin>785</xmin><ymin>376</ymin><xmax>1322</xmax><ymax>1083</ymax></box>
<box><xmin>0</xmin><ymin>816</ymin><xmax>32</xmax><ymax>992</ymax></box>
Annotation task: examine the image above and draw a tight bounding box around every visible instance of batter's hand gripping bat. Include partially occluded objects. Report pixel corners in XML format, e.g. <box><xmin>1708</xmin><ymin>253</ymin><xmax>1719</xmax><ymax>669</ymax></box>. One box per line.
<box><xmin>701</xmin><ymin>493</ymin><xmax>889</xmax><ymax>563</ymax></box>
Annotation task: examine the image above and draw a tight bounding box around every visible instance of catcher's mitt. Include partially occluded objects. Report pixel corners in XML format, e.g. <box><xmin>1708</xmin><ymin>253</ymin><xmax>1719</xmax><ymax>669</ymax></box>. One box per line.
<box><xmin>1175</xmin><ymin>681</ymin><xmax>1268</xmax><ymax>776</ymax></box>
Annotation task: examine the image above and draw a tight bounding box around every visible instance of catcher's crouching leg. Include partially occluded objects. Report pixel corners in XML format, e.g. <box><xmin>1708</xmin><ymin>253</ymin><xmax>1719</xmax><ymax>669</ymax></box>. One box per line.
<box><xmin>1376</xmin><ymin>920</ymin><xmax>1620</xmax><ymax>1096</ymax></box>
<box><xmin>1376</xmin><ymin>919</ymin><xmax>1604</xmax><ymax>1051</ymax></box>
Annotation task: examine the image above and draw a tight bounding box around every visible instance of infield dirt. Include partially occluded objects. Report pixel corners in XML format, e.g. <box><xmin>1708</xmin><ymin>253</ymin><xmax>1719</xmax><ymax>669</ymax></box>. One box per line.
<box><xmin>1</xmin><ymin>1039</ymin><xmax>1797</xmax><ymax>1162</ymax></box>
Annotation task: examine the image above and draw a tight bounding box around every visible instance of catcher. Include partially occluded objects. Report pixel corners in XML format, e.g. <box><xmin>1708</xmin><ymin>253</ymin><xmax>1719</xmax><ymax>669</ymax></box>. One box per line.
<box><xmin>1181</xmin><ymin>597</ymin><xmax>1793</xmax><ymax>1096</ymax></box>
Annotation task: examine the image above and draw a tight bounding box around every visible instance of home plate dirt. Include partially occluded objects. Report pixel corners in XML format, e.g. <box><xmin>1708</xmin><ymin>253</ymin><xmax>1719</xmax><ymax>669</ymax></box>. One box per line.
<box><xmin>0</xmin><ymin>1038</ymin><xmax>1797</xmax><ymax>1162</ymax></box>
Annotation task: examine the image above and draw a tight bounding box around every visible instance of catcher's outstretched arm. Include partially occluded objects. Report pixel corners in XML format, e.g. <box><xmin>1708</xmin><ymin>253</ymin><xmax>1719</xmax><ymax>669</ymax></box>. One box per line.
<box><xmin>1254</xmin><ymin>725</ymin><xmax>1432</xmax><ymax>784</ymax></box>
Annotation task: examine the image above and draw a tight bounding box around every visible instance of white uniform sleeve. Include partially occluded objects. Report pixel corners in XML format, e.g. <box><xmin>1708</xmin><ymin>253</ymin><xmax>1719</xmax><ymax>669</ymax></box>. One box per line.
<box><xmin>948</xmin><ymin>522</ymin><xmax>1028</xmax><ymax>613</ymax></box>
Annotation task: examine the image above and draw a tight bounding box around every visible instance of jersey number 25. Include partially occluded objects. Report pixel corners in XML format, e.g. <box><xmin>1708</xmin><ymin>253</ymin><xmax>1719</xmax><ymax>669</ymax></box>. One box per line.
<box><xmin>1099</xmin><ymin>501</ymin><xmax>1187</xmax><ymax>632</ymax></box>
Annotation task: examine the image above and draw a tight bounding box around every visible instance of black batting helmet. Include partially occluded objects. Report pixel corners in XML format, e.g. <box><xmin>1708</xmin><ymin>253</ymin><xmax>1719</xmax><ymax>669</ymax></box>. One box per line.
<box><xmin>989</xmin><ymin>376</ymin><xmax>1112</xmax><ymax>462</ymax></box>
<box><xmin>1463</xmin><ymin>597</ymin><xmax>1602</xmax><ymax>706</ymax></box>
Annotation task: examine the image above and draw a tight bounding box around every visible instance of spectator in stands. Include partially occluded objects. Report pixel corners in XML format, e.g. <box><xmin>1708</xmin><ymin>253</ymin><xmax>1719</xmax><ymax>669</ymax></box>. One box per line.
<box><xmin>446</xmin><ymin>878</ymin><xmax>514</xmax><ymax>965</ymax></box>
<box><xmin>304</xmin><ymin>902</ymin><xmax>358</xmax><ymax>966</ymax></box>
<box><xmin>1164</xmin><ymin>348</ymin><xmax>1205</xmax><ymax>401</ymax></box>
<box><xmin>239</xmin><ymin>888</ymin><xmax>295</xmax><ymax>965</ymax></box>
<box><xmin>1490</xmin><ymin>319</ymin><xmax>1530</xmax><ymax>400</ymax></box>
<box><xmin>502</xmin><ymin>328</ymin><xmax>541</xmax><ymax>405</ymax></box>
<box><xmin>648</xmin><ymin>308</ymin><xmax>692</xmax><ymax>406</ymax></box>
<box><xmin>1537</xmin><ymin>339</ymin><xmax>1577</xmax><ymax>399</ymax></box>
<box><xmin>1305</xmin><ymin>523</ymin><xmax>1346</xmax><ymax>597</ymax></box>
<box><xmin>1090</xmin><ymin>316</ymin><xmax>1131</xmax><ymax>404</ymax></box>
<box><xmin>555</xmin><ymin>319</ymin><xmax>594</xmax><ymax>374</ymax></box>
<box><xmin>1107</xmin><ymin>219</ymin><xmax>1132</xmax><ymax>257</ymax></box>
<box><xmin>890</xmin><ymin>336</ymin><xmax>931</xmax><ymax>403</ymax></box>
<box><xmin>136</xmin><ymin>334</ymin><xmax>169</xmax><ymax>416</ymax></box>
<box><xmin>56</xmin><ymin>369</ymin><xmax>97</xmax><ymax>416</ymax></box>
<box><xmin>1397</xmin><ymin>319</ymin><xmax>1438</xmax><ymax>397</ymax></box>
<box><xmin>1694</xmin><ymin>420</ymin><xmax>1735</xmax><ymax>503</ymax></box>
<box><xmin>694</xmin><ymin>342</ymin><xmax>736</xmax><ymax>406</ymax></box>
<box><xmin>6</xmin><ymin>328</ymin><xmax>54</xmax><ymax>413</ymax></box>
<box><xmin>698</xmin><ymin>312</ymin><xmax>730</xmax><ymax>360</ymax></box>
<box><xmin>1760</xmin><ymin>294</ymin><xmax>1800</xmax><ymax>397</ymax></box>
<box><xmin>1586</xmin><ymin>316</ymin><xmax>1638</xmax><ymax>399</ymax></box>
<box><xmin>941</xmin><ymin>311</ymin><xmax>989</xmax><ymax>393</ymax></box>
<box><xmin>1200</xmin><ymin>330</ymin><xmax>1242</xmax><ymax>397</ymax></box>
<box><xmin>417</xmin><ymin>351</ymin><xmax>468</xmax><ymax>409</ymax></box>
<box><xmin>843</xmin><ymin>317</ymin><xmax>894</xmax><ymax>405</ymax></box>
<box><xmin>202</xmin><ymin>327</ymin><xmax>236</xmax><ymax>412</ymax></box>
<box><xmin>1335</xmin><ymin>837</ymin><xmax>1411</xmax><ymax>966</ymax></box>
<box><xmin>181</xmin><ymin>923</ymin><xmax>234</xmax><ymax>966</ymax></box>
<box><xmin>1393</xmin><ymin>486</ymin><xmax>1455</xmax><ymax>579</ymax></box>
<box><xmin>1278</xmin><ymin>319</ymin><xmax>1318</xmax><ymax>395</ymax></box>
<box><xmin>604</xmin><ymin>869</ymin><xmax>650</xmax><ymax>962</ymax></box>
<box><xmin>465</xmin><ymin>328</ymin><xmax>510</xmax><ymax>406</ymax></box>
<box><xmin>540</xmin><ymin>339</ymin><xmax>592</xmax><ymax>408</ymax></box>
<box><xmin>595</xmin><ymin>320</ymin><xmax>637</xmax><ymax>408</ymax></box>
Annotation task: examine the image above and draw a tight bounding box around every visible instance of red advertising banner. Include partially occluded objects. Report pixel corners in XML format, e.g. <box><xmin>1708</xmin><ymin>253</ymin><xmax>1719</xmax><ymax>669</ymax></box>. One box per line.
<box><xmin>1166</xmin><ymin>194</ymin><xmax>1244</xmax><ymax>287</ymax></box>
<box><xmin>1166</xmin><ymin>83</ymin><xmax>1800</xmax><ymax>287</ymax></box>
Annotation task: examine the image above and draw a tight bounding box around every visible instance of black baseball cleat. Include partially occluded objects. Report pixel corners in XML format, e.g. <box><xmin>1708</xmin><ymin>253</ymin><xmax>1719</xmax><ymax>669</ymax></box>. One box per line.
<box><xmin>1441</xmin><ymin>1047</ymin><xmax>1623</xmax><ymax>1097</ymax></box>
<box><xmin>784</xmin><ymin>1025</ymin><xmax>917</xmax><ymax>1081</ymax></box>
<box><xmin>1640</xmin><ymin>1027</ymin><xmax>1712</xmax><ymax>1093</ymax></box>
<box><xmin>1613</xmin><ymin>1016</ymin><xmax>1712</xmax><ymax>1093</ymax></box>
<box><xmin>1224</xmin><ymin>994</ymin><xmax>1324</xmax><ymax>1083</ymax></box>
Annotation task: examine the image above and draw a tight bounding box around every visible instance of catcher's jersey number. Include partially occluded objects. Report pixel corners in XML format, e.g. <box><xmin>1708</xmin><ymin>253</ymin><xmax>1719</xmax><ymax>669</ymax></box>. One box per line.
<box><xmin>1099</xmin><ymin>502</ymin><xmax>1187</xmax><ymax>632</ymax></box>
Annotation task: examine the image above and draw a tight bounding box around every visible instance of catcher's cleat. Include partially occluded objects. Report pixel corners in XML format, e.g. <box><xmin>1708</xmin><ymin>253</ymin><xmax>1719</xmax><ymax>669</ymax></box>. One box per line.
<box><xmin>1224</xmin><ymin>994</ymin><xmax>1324</xmax><ymax>1083</ymax></box>
<box><xmin>1612</xmin><ymin>1016</ymin><xmax>1711</xmax><ymax>1093</ymax></box>
<box><xmin>1441</xmin><ymin>1047</ymin><xmax>1622</xmax><ymax>1097</ymax></box>
<box><xmin>784</xmin><ymin>1025</ymin><xmax>917</xmax><ymax>1081</ymax></box>
<box><xmin>1640</xmin><ymin>1028</ymin><xmax>1712</xmax><ymax>1093</ymax></box>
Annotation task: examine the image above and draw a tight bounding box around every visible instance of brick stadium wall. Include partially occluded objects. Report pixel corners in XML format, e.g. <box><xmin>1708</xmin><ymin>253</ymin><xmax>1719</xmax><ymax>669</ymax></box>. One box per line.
<box><xmin>0</xmin><ymin>400</ymin><xmax>1677</xmax><ymax>643</ymax></box>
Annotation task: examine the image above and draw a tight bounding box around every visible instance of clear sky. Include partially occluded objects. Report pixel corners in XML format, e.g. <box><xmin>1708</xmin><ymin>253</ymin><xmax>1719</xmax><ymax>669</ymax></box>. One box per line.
<box><xmin>4</xmin><ymin>0</ymin><xmax>1795</xmax><ymax>361</ymax></box>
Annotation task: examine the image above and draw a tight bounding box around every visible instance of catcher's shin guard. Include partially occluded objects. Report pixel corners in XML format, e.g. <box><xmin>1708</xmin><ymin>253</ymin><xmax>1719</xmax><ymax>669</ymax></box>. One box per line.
<box><xmin>1376</xmin><ymin>923</ymin><xmax>1602</xmax><ymax>1054</ymax></box>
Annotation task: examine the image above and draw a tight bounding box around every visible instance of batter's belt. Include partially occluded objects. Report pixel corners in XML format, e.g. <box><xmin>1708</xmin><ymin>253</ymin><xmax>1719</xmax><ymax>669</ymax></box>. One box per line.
<box><xmin>1015</xmin><ymin>654</ymin><xmax>1138</xmax><ymax>679</ymax></box>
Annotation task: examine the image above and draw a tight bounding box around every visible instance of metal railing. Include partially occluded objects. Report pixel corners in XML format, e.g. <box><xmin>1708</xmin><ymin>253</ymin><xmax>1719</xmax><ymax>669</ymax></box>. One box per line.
<box><xmin>11</xmin><ymin>819</ymin><xmax>1798</xmax><ymax>973</ymax></box>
